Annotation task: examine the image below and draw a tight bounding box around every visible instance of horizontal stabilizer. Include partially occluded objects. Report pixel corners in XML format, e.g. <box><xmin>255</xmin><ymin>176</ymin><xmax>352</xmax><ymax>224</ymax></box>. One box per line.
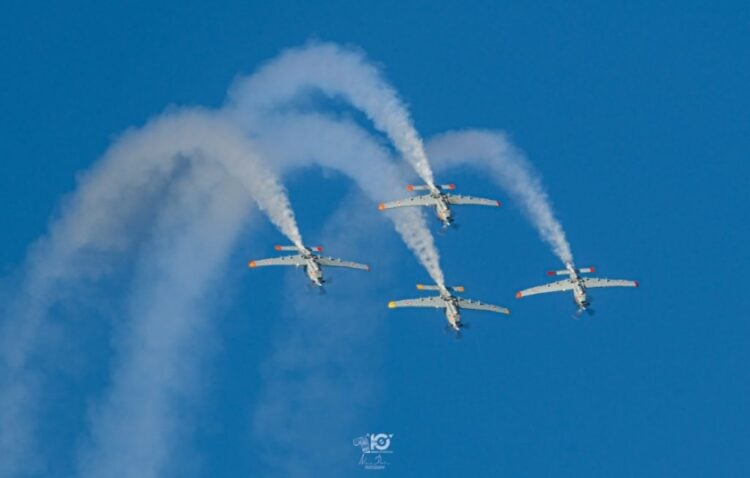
<box><xmin>274</xmin><ymin>245</ymin><xmax>323</xmax><ymax>252</ymax></box>
<box><xmin>406</xmin><ymin>183</ymin><xmax>455</xmax><ymax>192</ymax></box>
<box><xmin>547</xmin><ymin>266</ymin><xmax>595</xmax><ymax>276</ymax></box>
<box><xmin>416</xmin><ymin>284</ymin><xmax>464</xmax><ymax>293</ymax></box>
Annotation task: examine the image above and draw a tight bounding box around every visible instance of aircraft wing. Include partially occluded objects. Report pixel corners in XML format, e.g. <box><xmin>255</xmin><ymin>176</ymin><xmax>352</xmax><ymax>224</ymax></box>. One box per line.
<box><xmin>582</xmin><ymin>278</ymin><xmax>638</xmax><ymax>289</ymax></box>
<box><xmin>517</xmin><ymin>279</ymin><xmax>574</xmax><ymax>298</ymax></box>
<box><xmin>456</xmin><ymin>298</ymin><xmax>510</xmax><ymax>315</ymax></box>
<box><xmin>388</xmin><ymin>296</ymin><xmax>446</xmax><ymax>309</ymax></box>
<box><xmin>446</xmin><ymin>194</ymin><xmax>500</xmax><ymax>207</ymax></box>
<box><xmin>316</xmin><ymin>256</ymin><xmax>370</xmax><ymax>271</ymax></box>
<box><xmin>379</xmin><ymin>194</ymin><xmax>438</xmax><ymax>210</ymax></box>
<box><xmin>249</xmin><ymin>255</ymin><xmax>306</xmax><ymax>268</ymax></box>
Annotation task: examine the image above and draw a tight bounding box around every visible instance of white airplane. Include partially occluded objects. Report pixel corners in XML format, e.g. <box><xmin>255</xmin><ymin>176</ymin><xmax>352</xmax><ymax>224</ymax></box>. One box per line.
<box><xmin>378</xmin><ymin>183</ymin><xmax>501</xmax><ymax>228</ymax></box>
<box><xmin>516</xmin><ymin>263</ymin><xmax>638</xmax><ymax>316</ymax></box>
<box><xmin>388</xmin><ymin>284</ymin><xmax>510</xmax><ymax>336</ymax></box>
<box><xmin>248</xmin><ymin>244</ymin><xmax>370</xmax><ymax>287</ymax></box>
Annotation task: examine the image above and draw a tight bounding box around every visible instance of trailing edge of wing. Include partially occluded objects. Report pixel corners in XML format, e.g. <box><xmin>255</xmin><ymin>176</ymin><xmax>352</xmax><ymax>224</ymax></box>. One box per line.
<box><xmin>446</xmin><ymin>194</ymin><xmax>501</xmax><ymax>207</ymax></box>
<box><xmin>456</xmin><ymin>298</ymin><xmax>510</xmax><ymax>315</ymax></box>
<box><xmin>248</xmin><ymin>255</ymin><xmax>306</xmax><ymax>268</ymax></box>
<box><xmin>388</xmin><ymin>296</ymin><xmax>446</xmax><ymax>309</ymax></box>
<box><xmin>317</xmin><ymin>256</ymin><xmax>370</xmax><ymax>271</ymax></box>
<box><xmin>516</xmin><ymin>279</ymin><xmax>574</xmax><ymax>298</ymax></box>
<box><xmin>582</xmin><ymin>278</ymin><xmax>639</xmax><ymax>289</ymax></box>
<box><xmin>379</xmin><ymin>194</ymin><xmax>438</xmax><ymax>210</ymax></box>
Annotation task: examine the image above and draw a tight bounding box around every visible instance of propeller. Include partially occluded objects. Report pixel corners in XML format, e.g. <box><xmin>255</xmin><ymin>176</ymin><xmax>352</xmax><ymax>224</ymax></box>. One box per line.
<box><xmin>306</xmin><ymin>281</ymin><xmax>326</xmax><ymax>295</ymax></box>
<box><xmin>573</xmin><ymin>307</ymin><xmax>595</xmax><ymax>319</ymax></box>
<box><xmin>443</xmin><ymin>324</ymin><xmax>462</xmax><ymax>338</ymax></box>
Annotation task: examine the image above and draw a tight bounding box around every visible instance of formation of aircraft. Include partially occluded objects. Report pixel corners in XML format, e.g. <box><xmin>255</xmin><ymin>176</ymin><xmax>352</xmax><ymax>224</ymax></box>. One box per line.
<box><xmin>388</xmin><ymin>284</ymin><xmax>509</xmax><ymax>337</ymax></box>
<box><xmin>248</xmin><ymin>179</ymin><xmax>639</xmax><ymax>335</ymax></box>
<box><xmin>378</xmin><ymin>183</ymin><xmax>501</xmax><ymax>228</ymax></box>
<box><xmin>516</xmin><ymin>262</ymin><xmax>639</xmax><ymax>317</ymax></box>
<box><xmin>248</xmin><ymin>244</ymin><xmax>369</xmax><ymax>287</ymax></box>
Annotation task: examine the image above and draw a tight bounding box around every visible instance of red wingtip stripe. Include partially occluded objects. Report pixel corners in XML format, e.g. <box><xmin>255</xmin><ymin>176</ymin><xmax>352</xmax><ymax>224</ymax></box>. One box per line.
<box><xmin>516</xmin><ymin>291</ymin><xmax>523</xmax><ymax>299</ymax></box>
<box><xmin>406</xmin><ymin>185</ymin><xmax>414</xmax><ymax>191</ymax></box>
<box><xmin>274</xmin><ymin>245</ymin><xmax>282</xmax><ymax>251</ymax></box>
<box><xmin>589</xmin><ymin>266</ymin><xmax>596</xmax><ymax>273</ymax></box>
<box><xmin>447</xmin><ymin>183</ymin><xmax>456</xmax><ymax>190</ymax></box>
<box><xmin>547</xmin><ymin>271</ymin><xmax>556</xmax><ymax>276</ymax></box>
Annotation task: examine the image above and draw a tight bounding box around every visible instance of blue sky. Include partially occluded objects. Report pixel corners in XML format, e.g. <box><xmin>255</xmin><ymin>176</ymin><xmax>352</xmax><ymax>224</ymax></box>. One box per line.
<box><xmin>1</xmin><ymin>1</ymin><xmax>749</xmax><ymax>477</ymax></box>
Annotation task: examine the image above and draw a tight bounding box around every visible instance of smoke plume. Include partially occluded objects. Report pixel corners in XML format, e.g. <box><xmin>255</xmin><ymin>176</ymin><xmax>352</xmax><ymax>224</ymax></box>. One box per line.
<box><xmin>229</xmin><ymin>41</ymin><xmax>436</xmax><ymax>187</ymax></box>
<box><xmin>427</xmin><ymin>130</ymin><xmax>574</xmax><ymax>265</ymax></box>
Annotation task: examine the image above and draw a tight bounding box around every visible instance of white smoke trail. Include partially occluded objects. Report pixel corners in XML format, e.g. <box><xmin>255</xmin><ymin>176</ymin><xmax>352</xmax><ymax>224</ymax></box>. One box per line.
<box><xmin>71</xmin><ymin>112</ymin><xmax>309</xmax><ymax>477</ymax></box>
<box><xmin>229</xmin><ymin>41</ymin><xmax>436</xmax><ymax>187</ymax></box>
<box><xmin>79</xmin><ymin>159</ymin><xmax>252</xmax><ymax>478</ymax></box>
<box><xmin>426</xmin><ymin>130</ymin><xmax>574</xmax><ymax>265</ymax></box>
<box><xmin>0</xmin><ymin>109</ymin><xmax>304</xmax><ymax>477</ymax></box>
<box><xmin>250</xmin><ymin>112</ymin><xmax>445</xmax><ymax>286</ymax></box>
<box><xmin>253</xmin><ymin>192</ymin><xmax>391</xmax><ymax>477</ymax></box>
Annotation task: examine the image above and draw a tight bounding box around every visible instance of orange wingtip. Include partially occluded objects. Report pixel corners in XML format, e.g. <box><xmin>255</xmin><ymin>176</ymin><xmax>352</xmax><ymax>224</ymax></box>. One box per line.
<box><xmin>388</xmin><ymin>301</ymin><xmax>397</xmax><ymax>308</ymax></box>
<box><xmin>454</xmin><ymin>286</ymin><xmax>465</xmax><ymax>292</ymax></box>
<box><xmin>274</xmin><ymin>245</ymin><xmax>282</xmax><ymax>251</ymax></box>
<box><xmin>378</xmin><ymin>203</ymin><xmax>385</xmax><ymax>210</ymax></box>
<box><xmin>516</xmin><ymin>291</ymin><xmax>523</xmax><ymax>299</ymax></box>
<box><xmin>416</xmin><ymin>284</ymin><xmax>425</xmax><ymax>290</ymax></box>
<box><xmin>406</xmin><ymin>185</ymin><xmax>414</xmax><ymax>191</ymax></box>
<box><xmin>248</xmin><ymin>261</ymin><xmax>257</xmax><ymax>268</ymax></box>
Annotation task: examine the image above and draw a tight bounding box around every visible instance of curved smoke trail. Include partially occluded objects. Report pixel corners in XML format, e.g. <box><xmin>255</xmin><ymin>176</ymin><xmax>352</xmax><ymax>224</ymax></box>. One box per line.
<box><xmin>228</xmin><ymin>42</ymin><xmax>446</xmax><ymax>285</ymax></box>
<box><xmin>426</xmin><ymin>129</ymin><xmax>574</xmax><ymax>265</ymax></box>
<box><xmin>229</xmin><ymin>41</ymin><xmax>436</xmax><ymax>188</ymax></box>
<box><xmin>78</xmin><ymin>158</ymin><xmax>253</xmax><ymax>478</ymax></box>
<box><xmin>0</xmin><ymin>45</ymin><xmax>570</xmax><ymax>478</ymax></box>
<box><xmin>250</xmin><ymin>112</ymin><xmax>445</xmax><ymax>287</ymax></box>
<box><xmin>0</xmin><ymin>109</ymin><xmax>305</xmax><ymax>478</ymax></box>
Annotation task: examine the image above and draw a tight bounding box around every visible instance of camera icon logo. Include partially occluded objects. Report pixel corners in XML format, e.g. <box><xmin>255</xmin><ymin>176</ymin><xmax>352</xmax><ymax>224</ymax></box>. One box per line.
<box><xmin>370</xmin><ymin>433</ymin><xmax>393</xmax><ymax>452</ymax></box>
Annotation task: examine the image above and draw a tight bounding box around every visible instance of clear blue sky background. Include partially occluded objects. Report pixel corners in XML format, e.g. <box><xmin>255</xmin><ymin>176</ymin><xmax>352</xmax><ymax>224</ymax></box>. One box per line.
<box><xmin>1</xmin><ymin>1</ymin><xmax>748</xmax><ymax>477</ymax></box>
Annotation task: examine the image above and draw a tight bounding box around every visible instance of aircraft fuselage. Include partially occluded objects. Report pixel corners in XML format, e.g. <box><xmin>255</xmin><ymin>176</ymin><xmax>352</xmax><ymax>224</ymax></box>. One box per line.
<box><xmin>565</xmin><ymin>264</ymin><xmax>590</xmax><ymax>310</ymax></box>
<box><xmin>300</xmin><ymin>251</ymin><xmax>324</xmax><ymax>286</ymax></box>
<box><xmin>430</xmin><ymin>191</ymin><xmax>453</xmax><ymax>226</ymax></box>
<box><xmin>442</xmin><ymin>295</ymin><xmax>462</xmax><ymax>330</ymax></box>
